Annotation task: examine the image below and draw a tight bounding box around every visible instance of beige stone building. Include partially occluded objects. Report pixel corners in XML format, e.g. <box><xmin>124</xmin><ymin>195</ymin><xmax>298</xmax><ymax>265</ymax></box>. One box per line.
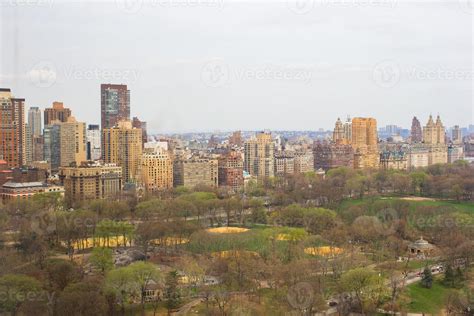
<box><xmin>60</xmin><ymin>117</ymin><xmax>87</xmax><ymax>168</ymax></box>
<box><xmin>422</xmin><ymin>115</ymin><xmax>448</xmax><ymax>166</ymax></box>
<box><xmin>173</xmin><ymin>157</ymin><xmax>218</xmax><ymax>188</ymax></box>
<box><xmin>244</xmin><ymin>131</ymin><xmax>274</xmax><ymax>181</ymax></box>
<box><xmin>59</xmin><ymin>162</ymin><xmax>122</xmax><ymax>204</ymax></box>
<box><xmin>294</xmin><ymin>151</ymin><xmax>314</xmax><ymax>173</ymax></box>
<box><xmin>333</xmin><ymin>117</ymin><xmax>351</xmax><ymax>145</ymax></box>
<box><xmin>102</xmin><ymin>120</ymin><xmax>143</xmax><ymax>183</ymax></box>
<box><xmin>141</xmin><ymin>149</ymin><xmax>173</xmax><ymax>192</ymax></box>
<box><xmin>274</xmin><ymin>151</ymin><xmax>295</xmax><ymax>176</ymax></box>
<box><xmin>351</xmin><ymin>117</ymin><xmax>379</xmax><ymax>169</ymax></box>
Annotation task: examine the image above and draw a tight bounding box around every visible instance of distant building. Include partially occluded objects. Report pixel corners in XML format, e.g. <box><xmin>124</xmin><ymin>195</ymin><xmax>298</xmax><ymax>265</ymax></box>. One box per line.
<box><xmin>448</xmin><ymin>145</ymin><xmax>464</xmax><ymax>163</ymax></box>
<box><xmin>43</xmin><ymin>117</ymin><xmax>87</xmax><ymax>172</ymax></box>
<box><xmin>410</xmin><ymin>116</ymin><xmax>422</xmax><ymax>143</ymax></box>
<box><xmin>244</xmin><ymin>131</ymin><xmax>274</xmax><ymax>181</ymax></box>
<box><xmin>86</xmin><ymin>124</ymin><xmax>101</xmax><ymax>161</ymax></box>
<box><xmin>132</xmin><ymin>117</ymin><xmax>148</xmax><ymax>146</ymax></box>
<box><xmin>333</xmin><ymin>117</ymin><xmax>351</xmax><ymax>145</ymax></box>
<box><xmin>25</xmin><ymin>124</ymin><xmax>33</xmax><ymax>166</ymax></box>
<box><xmin>452</xmin><ymin>125</ymin><xmax>462</xmax><ymax>145</ymax></box>
<box><xmin>351</xmin><ymin>117</ymin><xmax>379</xmax><ymax>169</ymax></box>
<box><xmin>141</xmin><ymin>149</ymin><xmax>173</xmax><ymax>192</ymax></box>
<box><xmin>218</xmin><ymin>151</ymin><xmax>243</xmax><ymax>191</ymax></box>
<box><xmin>44</xmin><ymin>102</ymin><xmax>71</xmax><ymax>126</ymax></box>
<box><xmin>101</xmin><ymin>84</ymin><xmax>130</xmax><ymax>129</ymax></box>
<box><xmin>422</xmin><ymin>115</ymin><xmax>447</xmax><ymax>165</ymax></box>
<box><xmin>59</xmin><ymin>162</ymin><xmax>122</xmax><ymax>205</ymax></box>
<box><xmin>28</xmin><ymin>106</ymin><xmax>42</xmax><ymax>137</ymax></box>
<box><xmin>313</xmin><ymin>142</ymin><xmax>354</xmax><ymax>171</ymax></box>
<box><xmin>379</xmin><ymin>151</ymin><xmax>407</xmax><ymax>170</ymax></box>
<box><xmin>0</xmin><ymin>88</ymin><xmax>26</xmax><ymax>168</ymax></box>
<box><xmin>1</xmin><ymin>181</ymin><xmax>64</xmax><ymax>201</ymax></box>
<box><xmin>102</xmin><ymin>120</ymin><xmax>142</xmax><ymax>183</ymax></box>
<box><xmin>173</xmin><ymin>157</ymin><xmax>218</xmax><ymax>188</ymax></box>
<box><xmin>294</xmin><ymin>151</ymin><xmax>314</xmax><ymax>173</ymax></box>
<box><xmin>274</xmin><ymin>151</ymin><xmax>295</xmax><ymax>176</ymax></box>
<box><xmin>229</xmin><ymin>131</ymin><xmax>242</xmax><ymax>147</ymax></box>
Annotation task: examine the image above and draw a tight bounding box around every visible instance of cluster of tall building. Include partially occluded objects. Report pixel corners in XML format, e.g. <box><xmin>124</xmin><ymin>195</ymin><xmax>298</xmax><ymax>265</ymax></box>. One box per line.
<box><xmin>0</xmin><ymin>84</ymin><xmax>471</xmax><ymax>204</ymax></box>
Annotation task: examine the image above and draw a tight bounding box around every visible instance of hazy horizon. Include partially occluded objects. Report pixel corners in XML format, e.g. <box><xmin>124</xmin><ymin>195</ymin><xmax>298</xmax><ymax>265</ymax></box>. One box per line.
<box><xmin>1</xmin><ymin>0</ymin><xmax>472</xmax><ymax>133</ymax></box>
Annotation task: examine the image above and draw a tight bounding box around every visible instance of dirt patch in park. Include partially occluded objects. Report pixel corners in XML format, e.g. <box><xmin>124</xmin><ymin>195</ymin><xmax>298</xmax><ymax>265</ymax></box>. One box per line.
<box><xmin>400</xmin><ymin>197</ymin><xmax>436</xmax><ymax>202</ymax></box>
<box><xmin>206</xmin><ymin>227</ymin><xmax>249</xmax><ymax>234</ymax></box>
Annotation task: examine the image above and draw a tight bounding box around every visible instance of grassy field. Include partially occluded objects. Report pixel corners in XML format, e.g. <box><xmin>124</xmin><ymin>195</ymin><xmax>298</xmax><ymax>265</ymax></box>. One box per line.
<box><xmin>404</xmin><ymin>278</ymin><xmax>450</xmax><ymax>315</ymax></box>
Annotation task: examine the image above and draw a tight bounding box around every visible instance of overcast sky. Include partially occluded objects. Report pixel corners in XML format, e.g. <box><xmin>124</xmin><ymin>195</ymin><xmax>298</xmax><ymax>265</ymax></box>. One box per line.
<box><xmin>0</xmin><ymin>0</ymin><xmax>472</xmax><ymax>133</ymax></box>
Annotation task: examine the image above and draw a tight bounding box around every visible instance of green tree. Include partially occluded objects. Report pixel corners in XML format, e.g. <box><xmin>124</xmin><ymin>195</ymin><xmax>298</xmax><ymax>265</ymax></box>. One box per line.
<box><xmin>90</xmin><ymin>247</ymin><xmax>113</xmax><ymax>274</ymax></box>
<box><xmin>421</xmin><ymin>266</ymin><xmax>433</xmax><ymax>289</ymax></box>
<box><xmin>164</xmin><ymin>270</ymin><xmax>181</xmax><ymax>315</ymax></box>
<box><xmin>128</xmin><ymin>261</ymin><xmax>161</xmax><ymax>316</ymax></box>
<box><xmin>105</xmin><ymin>267</ymin><xmax>134</xmax><ymax>316</ymax></box>
<box><xmin>0</xmin><ymin>274</ymin><xmax>42</xmax><ymax>316</ymax></box>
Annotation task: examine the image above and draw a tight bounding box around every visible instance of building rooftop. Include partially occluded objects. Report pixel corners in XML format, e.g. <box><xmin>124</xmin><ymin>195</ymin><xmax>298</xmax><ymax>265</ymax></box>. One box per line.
<box><xmin>3</xmin><ymin>181</ymin><xmax>46</xmax><ymax>188</ymax></box>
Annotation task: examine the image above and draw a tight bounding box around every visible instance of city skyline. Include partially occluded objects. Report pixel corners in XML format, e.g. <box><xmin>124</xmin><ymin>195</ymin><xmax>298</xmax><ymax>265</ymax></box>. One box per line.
<box><xmin>1</xmin><ymin>1</ymin><xmax>472</xmax><ymax>132</ymax></box>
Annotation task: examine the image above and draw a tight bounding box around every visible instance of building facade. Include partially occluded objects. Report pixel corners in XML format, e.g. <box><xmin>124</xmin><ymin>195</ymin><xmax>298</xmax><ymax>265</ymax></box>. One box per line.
<box><xmin>351</xmin><ymin>117</ymin><xmax>379</xmax><ymax>169</ymax></box>
<box><xmin>87</xmin><ymin>124</ymin><xmax>101</xmax><ymax>161</ymax></box>
<box><xmin>43</xmin><ymin>117</ymin><xmax>87</xmax><ymax>171</ymax></box>
<box><xmin>218</xmin><ymin>151</ymin><xmax>244</xmax><ymax>191</ymax></box>
<box><xmin>410</xmin><ymin>116</ymin><xmax>422</xmax><ymax>143</ymax></box>
<box><xmin>102</xmin><ymin>120</ymin><xmax>142</xmax><ymax>183</ymax></box>
<box><xmin>244</xmin><ymin>131</ymin><xmax>274</xmax><ymax>181</ymax></box>
<box><xmin>101</xmin><ymin>84</ymin><xmax>130</xmax><ymax>129</ymax></box>
<box><xmin>132</xmin><ymin>117</ymin><xmax>148</xmax><ymax>146</ymax></box>
<box><xmin>28</xmin><ymin>106</ymin><xmax>42</xmax><ymax>137</ymax></box>
<box><xmin>1</xmin><ymin>181</ymin><xmax>64</xmax><ymax>201</ymax></box>
<box><xmin>313</xmin><ymin>142</ymin><xmax>354</xmax><ymax>171</ymax></box>
<box><xmin>294</xmin><ymin>151</ymin><xmax>314</xmax><ymax>174</ymax></box>
<box><xmin>0</xmin><ymin>88</ymin><xmax>25</xmax><ymax>168</ymax></box>
<box><xmin>59</xmin><ymin>162</ymin><xmax>122</xmax><ymax>204</ymax></box>
<box><xmin>274</xmin><ymin>151</ymin><xmax>295</xmax><ymax>176</ymax></box>
<box><xmin>173</xmin><ymin>158</ymin><xmax>218</xmax><ymax>188</ymax></box>
<box><xmin>141</xmin><ymin>149</ymin><xmax>173</xmax><ymax>192</ymax></box>
<box><xmin>44</xmin><ymin>102</ymin><xmax>71</xmax><ymax>126</ymax></box>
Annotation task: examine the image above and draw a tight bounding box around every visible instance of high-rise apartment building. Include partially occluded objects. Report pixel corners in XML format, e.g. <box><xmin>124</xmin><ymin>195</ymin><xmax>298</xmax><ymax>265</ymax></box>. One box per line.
<box><xmin>28</xmin><ymin>106</ymin><xmax>42</xmax><ymax>137</ymax></box>
<box><xmin>274</xmin><ymin>151</ymin><xmax>295</xmax><ymax>176</ymax></box>
<box><xmin>86</xmin><ymin>124</ymin><xmax>101</xmax><ymax>161</ymax></box>
<box><xmin>44</xmin><ymin>102</ymin><xmax>72</xmax><ymax>126</ymax></box>
<box><xmin>25</xmin><ymin>124</ymin><xmax>33</xmax><ymax>166</ymax></box>
<box><xmin>141</xmin><ymin>148</ymin><xmax>173</xmax><ymax>192</ymax></box>
<box><xmin>59</xmin><ymin>162</ymin><xmax>122</xmax><ymax>205</ymax></box>
<box><xmin>132</xmin><ymin>116</ymin><xmax>148</xmax><ymax>146</ymax></box>
<box><xmin>101</xmin><ymin>84</ymin><xmax>130</xmax><ymax>129</ymax></box>
<box><xmin>0</xmin><ymin>88</ymin><xmax>25</xmax><ymax>168</ymax></box>
<box><xmin>452</xmin><ymin>125</ymin><xmax>462</xmax><ymax>144</ymax></box>
<box><xmin>313</xmin><ymin>142</ymin><xmax>354</xmax><ymax>171</ymax></box>
<box><xmin>422</xmin><ymin>115</ymin><xmax>447</xmax><ymax>165</ymax></box>
<box><xmin>423</xmin><ymin>115</ymin><xmax>445</xmax><ymax>145</ymax></box>
<box><xmin>173</xmin><ymin>157</ymin><xmax>218</xmax><ymax>188</ymax></box>
<box><xmin>102</xmin><ymin>120</ymin><xmax>142</xmax><ymax>183</ymax></box>
<box><xmin>43</xmin><ymin>117</ymin><xmax>86</xmax><ymax>171</ymax></box>
<box><xmin>218</xmin><ymin>151</ymin><xmax>244</xmax><ymax>191</ymax></box>
<box><xmin>410</xmin><ymin>116</ymin><xmax>422</xmax><ymax>143</ymax></box>
<box><xmin>244</xmin><ymin>131</ymin><xmax>274</xmax><ymax>180</ymax></box>
<box><xmin>351</xmin><ymin>117</ymin><xmax>379</xmax><ymax>169</ymax></box>
<box><xmin>294</xmin><ymin>151</ymin><xmax>314</xmax><ymax>174</ymax></box>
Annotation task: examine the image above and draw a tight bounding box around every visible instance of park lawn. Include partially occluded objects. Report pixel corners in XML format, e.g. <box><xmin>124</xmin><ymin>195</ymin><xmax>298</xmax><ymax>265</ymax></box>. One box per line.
<box><xmin>404</xmin><ymin>278</ymin><xmax>449</xmax><ymax>315</ymax></box>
